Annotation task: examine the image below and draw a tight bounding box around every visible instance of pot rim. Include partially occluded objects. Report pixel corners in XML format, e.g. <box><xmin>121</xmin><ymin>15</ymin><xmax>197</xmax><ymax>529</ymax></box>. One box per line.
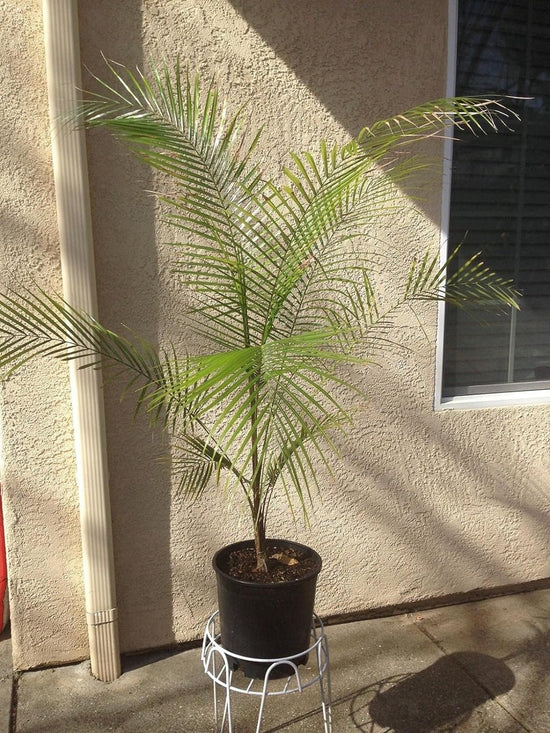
<box><xmin>212</xmin><ymin>538</ymin><xmax>322</xmax><ymax>588</ymax></box>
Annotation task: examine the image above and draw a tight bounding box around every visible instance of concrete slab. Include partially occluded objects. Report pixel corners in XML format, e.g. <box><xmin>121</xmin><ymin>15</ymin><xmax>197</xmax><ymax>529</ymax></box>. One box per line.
<box><xmin>416</xmin><ymin>588</ymin><xmax>550</xmax><ymax>732</ymax></box>
<box><xmin>0</xmin><ymin>626</ymin><xmax>12</xmax><ymax>733</ymax></box>
<box><xmin>15</xmin><ymin>610</ymin><xmax>525</xmax><ymax>732</ymax></box>
<box><xmin>0</xmin><ymin>678</ymin><xmax>11</xmax><ymax>733</ymax></box>
<box><xmin>325</xmin><ymin>614</ymin><xmax>522</xmax><ymax>732</ymax></box>
<box><xmin>16</xmin><ymin>650</ymin><xmax>211</xmax><ymax>733</ymax></box>
<box><xmin>0</xmin><ymin>625</ymin><xmax>11</xmax><ymax>678</ymax></box>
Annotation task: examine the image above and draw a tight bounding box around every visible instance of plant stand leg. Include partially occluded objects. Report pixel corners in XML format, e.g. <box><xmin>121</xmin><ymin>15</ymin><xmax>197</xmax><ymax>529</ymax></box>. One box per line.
<box><xmin>255</xmin><ymin>661</ymin><xmax>301</xmax><ymax>733</ymax></box>
<box><xmin>220</xmin><ymin>667</ymin><xmax>233</xmax><ymax>732</ymax></box>
<box><xmin>202</xmin><ymin>612</ymin><xmax>332</xmax><ymax>732</ymax></box>
<box><xmin>318</xmin><ymin>634</ymin><xmax>333</xmax><ymax>733</ymax></box>
<box><xmin>206</xmin><ymin>645</ymin><xmax>234</xmax><ymax>733</ymax></box>
<box><xmin>212</xmin><ymin>649</ymin><xmax>218</xmax><ymax>726</ymax></box>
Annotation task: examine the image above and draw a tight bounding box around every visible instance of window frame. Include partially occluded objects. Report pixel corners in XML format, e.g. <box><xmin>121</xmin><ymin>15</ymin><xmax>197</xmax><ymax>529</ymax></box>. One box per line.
<box><xmin>434</xmin><ymin>0</ymin><xmax>550</xmax><ymax>410</ymax></box>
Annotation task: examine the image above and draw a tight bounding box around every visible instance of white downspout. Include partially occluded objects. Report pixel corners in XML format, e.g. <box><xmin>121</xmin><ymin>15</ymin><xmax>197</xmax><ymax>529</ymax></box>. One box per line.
<box><xmin>42</xmin><ymin>0</ymin><xmax>121</xmax><ymax>681</ymax></box>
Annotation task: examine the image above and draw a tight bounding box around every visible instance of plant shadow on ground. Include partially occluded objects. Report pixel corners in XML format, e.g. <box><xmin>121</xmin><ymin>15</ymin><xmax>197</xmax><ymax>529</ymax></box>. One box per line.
<box><xmin>361</xmin><ymin>652</ymin><xmax>514</xmax><ymax>732</ymax></box>
<box><xmin>263</xmin><ymin>651</ymin><xmax>514</xmax><ymax>732</ymax></box>
<box><xmin>120</xmin><ymin>640</ymin><xmax>202</xmax><ymax>674</ymax></box>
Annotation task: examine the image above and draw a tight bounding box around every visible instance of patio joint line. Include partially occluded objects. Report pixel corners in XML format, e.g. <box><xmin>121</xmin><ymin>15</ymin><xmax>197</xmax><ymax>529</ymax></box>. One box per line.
<box><xmin>9</xmin><ymin>671</ymin><xmax>20</xmax><ymax>733</ymax></box>
<box><xmin>413</xmin><ymin>619</ymin><xmax>532</xmax><ymax>732</ymax></box>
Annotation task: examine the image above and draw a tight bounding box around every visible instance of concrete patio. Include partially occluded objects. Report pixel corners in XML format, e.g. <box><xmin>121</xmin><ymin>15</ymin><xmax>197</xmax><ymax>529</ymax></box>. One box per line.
<box><xmin>1</xmin><ymin>587</ymin><xmax>549</xmax><ymax>732</ymax></box>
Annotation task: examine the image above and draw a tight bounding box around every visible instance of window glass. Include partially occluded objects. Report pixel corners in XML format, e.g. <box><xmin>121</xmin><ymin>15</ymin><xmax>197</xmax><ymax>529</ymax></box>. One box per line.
<box><xmin>443</xmin><ymin>0</ymin><xmax>550</xmax><ymax>396</ymax></box>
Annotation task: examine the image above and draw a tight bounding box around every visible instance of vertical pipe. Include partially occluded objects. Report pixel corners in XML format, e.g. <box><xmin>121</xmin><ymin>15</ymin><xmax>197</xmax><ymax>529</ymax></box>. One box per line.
<box><xmin>42</xmin><ymin>0</ymin><xmax>120</xmax><ymax>681</ymax></box>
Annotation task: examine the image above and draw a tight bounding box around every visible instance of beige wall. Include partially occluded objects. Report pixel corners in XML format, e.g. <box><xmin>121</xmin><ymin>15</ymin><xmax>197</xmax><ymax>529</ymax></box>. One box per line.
<box><xmin>1</xmin><ymin>0</ymin><xmax>549</xmax><ymax>670</ymax></box>
<box><xmin>0</xmin><ymin>2</ymin><xmax>88</xmax><ymax>669</ymax></box>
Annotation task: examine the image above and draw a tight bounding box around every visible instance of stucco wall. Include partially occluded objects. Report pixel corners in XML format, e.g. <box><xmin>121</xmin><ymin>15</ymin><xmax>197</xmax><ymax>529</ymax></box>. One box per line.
<box><xmin>0</xmin><ymin>2</ymin><xmax>88</xmax><ymax>669</ymax></box>
<box><xmin>1</xmin><ymin>0</ymin><xmax>549</xmax><ymax>670</ymax></box>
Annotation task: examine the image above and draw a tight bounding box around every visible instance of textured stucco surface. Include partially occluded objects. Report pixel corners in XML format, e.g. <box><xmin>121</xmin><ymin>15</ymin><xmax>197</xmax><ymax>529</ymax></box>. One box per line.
<box><xmin>1</xmin><ymin>0</ymin><xmax>549</xmax><ymax>670</ymax></box>
<box><xmin>0</xmin><ymin>2</ymin><xmax>88</xmax><ymax>670</ymax></box>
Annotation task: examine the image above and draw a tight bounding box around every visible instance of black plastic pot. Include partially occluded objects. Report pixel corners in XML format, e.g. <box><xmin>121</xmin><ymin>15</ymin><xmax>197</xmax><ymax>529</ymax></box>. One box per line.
<box><xmin>212</xmin><ymin>539</ymin><xmax>322</xmax><ymax>678</ymax></box>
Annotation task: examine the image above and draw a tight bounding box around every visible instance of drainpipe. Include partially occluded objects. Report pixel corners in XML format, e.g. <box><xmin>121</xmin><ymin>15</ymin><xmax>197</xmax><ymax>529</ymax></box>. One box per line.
<box><xmin>42</xmin><ymin>0</ymin><xmax>121</xmax><ymax>681</ymax></box>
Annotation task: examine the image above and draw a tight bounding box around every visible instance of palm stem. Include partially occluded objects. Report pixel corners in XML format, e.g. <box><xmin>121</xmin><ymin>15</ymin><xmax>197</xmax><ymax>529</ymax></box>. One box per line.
<box><xmin>248</xmin><ymin>366</ymin><xmax>267</xmax><ymax>571</ymax></box>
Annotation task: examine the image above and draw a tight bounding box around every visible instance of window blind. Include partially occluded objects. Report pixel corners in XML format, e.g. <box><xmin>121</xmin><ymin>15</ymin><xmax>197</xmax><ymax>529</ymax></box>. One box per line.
<box><xmin>442</xmin><ymin>0</ymin><xmax>550</xmax><ymax>396</ymax></box>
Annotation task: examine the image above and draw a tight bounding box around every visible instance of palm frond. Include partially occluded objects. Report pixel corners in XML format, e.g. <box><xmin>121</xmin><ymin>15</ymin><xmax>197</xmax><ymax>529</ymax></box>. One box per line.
<box><xmin>404</xmin><ymin>246</ymin><xmax>520</xmax><ymax>309</ymax></box>
<box><xmin>0</xmin><ymin>61</ymin><xmax>521</xmax><ymax>552</ymax></box>
<box><xmin>248</xmin><ymin>98</ymin><xmax>516</xmax><ymax>349</ymax></box>
<box><xmin>172</xmin><ymin>432</ymin><xmax>249</xmax><ymax>502</ymax></box>
<box><xmin>0</xmin><ymin>288</ymin><xmax>206</xmax><ymax>426</ymax></box>
<box><xmin>355</xmin><ymin>97</ymin><xmax>518</xmax><ymax>161</ymax></box>
<box><xmin>78</xmin><ymin>59</ymin><xmax>268</xmax><ymax>349</ymax></box>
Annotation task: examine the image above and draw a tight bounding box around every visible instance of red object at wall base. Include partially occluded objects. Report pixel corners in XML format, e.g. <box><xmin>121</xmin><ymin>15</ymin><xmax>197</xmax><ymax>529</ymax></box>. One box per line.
<box><xmin>0</xmin><ymin>488</ymin><xmax>8</xmax><ymax>633</ymax></box>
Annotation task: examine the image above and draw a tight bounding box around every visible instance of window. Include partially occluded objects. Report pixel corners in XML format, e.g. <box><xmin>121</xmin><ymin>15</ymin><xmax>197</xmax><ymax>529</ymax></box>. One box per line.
<box><xmin>439</xmin><ymin>0</ymin><xmax>550</xmax><ymax>405</ymax></box>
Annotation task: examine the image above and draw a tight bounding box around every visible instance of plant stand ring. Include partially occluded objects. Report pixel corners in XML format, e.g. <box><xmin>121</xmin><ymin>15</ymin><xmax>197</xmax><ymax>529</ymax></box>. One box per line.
<box><xmin>201</xmin><ymin>611</ymin><xmax>332</xmax><ymax>732</ymax></box>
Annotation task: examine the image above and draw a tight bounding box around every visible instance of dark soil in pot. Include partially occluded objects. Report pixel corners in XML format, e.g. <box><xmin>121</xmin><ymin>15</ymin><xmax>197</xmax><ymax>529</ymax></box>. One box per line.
<box><xmin>213</xmin><ymin>539</ymin><xmax>322</xmax><ymax>678</ymax></box>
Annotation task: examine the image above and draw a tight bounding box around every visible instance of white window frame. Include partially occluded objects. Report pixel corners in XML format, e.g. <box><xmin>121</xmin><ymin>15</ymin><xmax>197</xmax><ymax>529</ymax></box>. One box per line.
<box><xmin>435</xmin><ymin>0</ymin><xmax>550</xmax><ymax>411</ymax></box>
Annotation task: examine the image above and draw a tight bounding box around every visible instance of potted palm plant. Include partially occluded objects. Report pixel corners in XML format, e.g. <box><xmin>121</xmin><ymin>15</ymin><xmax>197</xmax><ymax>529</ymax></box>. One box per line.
<box><xmin>0</xmin><ymin>61</ymin><xmax>519</xmax><ymax>676</ymax></box>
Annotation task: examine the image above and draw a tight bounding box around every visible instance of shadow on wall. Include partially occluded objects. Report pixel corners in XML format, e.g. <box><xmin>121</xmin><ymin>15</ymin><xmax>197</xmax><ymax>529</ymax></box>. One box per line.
<box><xmin>318</xmin><ymin>363</ymin><xmax>550</xmax><ymax>721</ymax></box>
<box><xmin>228</xmin><ymin>0</ymin><xmax>447</xmax><ymax>223</ymax></box>
<box><xmin>229</xmin><ymin>0</ymin><xmax>447</xmax><ymax>132</ymax></box>
<box><xmin>330</xmin><ymin>362</ymin><xmax>550</xmax><ymax>598</ymax></box>
<box><xmin>78</xmin><ymin>3</ymin><xmax>175</xmax><ymax>653</ymax></box>
<box><xmin>69</xmin><ymin>0</ymin><xmax>547</xmax><ymax>657</ymax></box>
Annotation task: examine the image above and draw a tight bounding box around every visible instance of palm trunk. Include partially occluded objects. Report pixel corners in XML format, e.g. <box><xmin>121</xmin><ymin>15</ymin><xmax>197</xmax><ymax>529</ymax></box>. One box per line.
<box><xmin>251</xmin><ymin>435</ymin><xmax>267</xmax><ymax>572</ymax></box>
<box><xmin>248</xmin><ymin>366</ymin><xmax>267</xmax><ymax>572</ymax></box>
<box><xmin>253</xmin><ymin>508</ymin><xmax>267</xmax><ymax>572</ymax></box>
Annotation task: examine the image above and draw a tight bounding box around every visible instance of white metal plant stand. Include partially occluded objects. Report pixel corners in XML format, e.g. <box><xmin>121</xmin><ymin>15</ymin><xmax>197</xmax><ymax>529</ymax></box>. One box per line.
<box><xmin>201</xmin><ymin>611</ymin><xmax>333</xmax><ymax>733</ymax></box>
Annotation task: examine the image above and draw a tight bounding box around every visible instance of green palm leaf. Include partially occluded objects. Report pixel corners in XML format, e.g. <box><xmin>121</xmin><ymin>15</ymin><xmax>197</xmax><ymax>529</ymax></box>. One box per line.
<box><xmin>1</xmin><ymin>60</ymin><xmax>521</xmax><ymax>568</ymax></box>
